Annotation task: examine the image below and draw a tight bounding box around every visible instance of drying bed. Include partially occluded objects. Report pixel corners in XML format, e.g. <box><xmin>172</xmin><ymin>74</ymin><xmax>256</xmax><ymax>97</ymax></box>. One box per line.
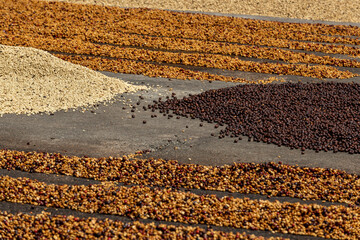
<box><xmin>1</xmin><ymin>174</ymin><xmax>359</xmax><ymax>239</ymax></box>
<box><xmin>1</xmin><ymin>150</ymin><xmax>359</xmax><ymax>205</ymax></box>
<box><xmin>1</xmin><ymin>0</ymin><xmax>360</xmax><ymax>83</ymax></box>
<box><xmin>40</xmin><ymin>0</ymin><xmax>360</xmax><ymax>23</ymax></box>
<box><xmin>0</xmin><ymin>211</ymin><xmax>284</xmax><ymax>240</ymax></box>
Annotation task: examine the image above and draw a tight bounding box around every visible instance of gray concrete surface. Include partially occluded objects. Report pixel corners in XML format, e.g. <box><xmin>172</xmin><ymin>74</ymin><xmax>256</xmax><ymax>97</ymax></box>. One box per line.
<box><xmin>0</xmin><ymin>72</ymin><xmax>359</xmax><ymax>174</ymax></box>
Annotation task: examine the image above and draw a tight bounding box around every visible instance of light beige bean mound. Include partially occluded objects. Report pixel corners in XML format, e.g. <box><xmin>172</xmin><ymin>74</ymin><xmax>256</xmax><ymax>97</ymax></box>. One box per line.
<box><xmin>0</xmin><ymin>44</ymin><xmax>145</xmax><ymax>115</ymax></box>
<box><xmin>41</xmin><ymin>0</ymin><xmax>360</xmax><ymax>23</ymax></box>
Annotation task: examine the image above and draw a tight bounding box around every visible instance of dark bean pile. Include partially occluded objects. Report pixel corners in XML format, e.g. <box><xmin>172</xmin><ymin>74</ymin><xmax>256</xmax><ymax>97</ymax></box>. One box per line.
<box><xmin>0</xmin><ymin>211</ymin><xmax>281</xmax><ymax>240</ymax></box>
<box><xmin>1</xmin><ymin>150</ymin><xmax>359</xmax><ymax>205</ymax></box>
<box><xmin>1</xmin><ymin>175</ymin><xmax>359</xmax><ymax>239</ymax></box>
<box><xmin>150</xmin><ymin>82</ymin><xmax>360</xmax><ymax>154</ymax></box>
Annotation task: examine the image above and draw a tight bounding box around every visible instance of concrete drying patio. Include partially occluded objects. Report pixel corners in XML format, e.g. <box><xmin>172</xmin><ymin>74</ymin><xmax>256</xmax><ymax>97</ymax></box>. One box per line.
<box><xmin>0</xmin><ymin>71</ymin><xmax>359</xmax><ymax>174</ymax></box>
<box><xmin>1</xmin><ymin>9</ymin><xmax>360</xmax><ymax>239</ymax></box>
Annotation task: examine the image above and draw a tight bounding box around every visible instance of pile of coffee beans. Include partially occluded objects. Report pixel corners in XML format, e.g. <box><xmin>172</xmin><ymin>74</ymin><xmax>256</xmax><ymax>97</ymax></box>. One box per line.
<box><xmin>151</xmin><ymin>82</ymin><xmax>360</xmax><ymax>154</ymax></box>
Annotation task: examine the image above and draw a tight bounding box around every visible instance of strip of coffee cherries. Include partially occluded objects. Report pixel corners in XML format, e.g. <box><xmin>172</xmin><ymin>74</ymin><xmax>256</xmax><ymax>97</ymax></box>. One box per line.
<box><xmin>1</xmin><ymin>150</ymin><xmax>358</xmax><ymax>205</ymax></box>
